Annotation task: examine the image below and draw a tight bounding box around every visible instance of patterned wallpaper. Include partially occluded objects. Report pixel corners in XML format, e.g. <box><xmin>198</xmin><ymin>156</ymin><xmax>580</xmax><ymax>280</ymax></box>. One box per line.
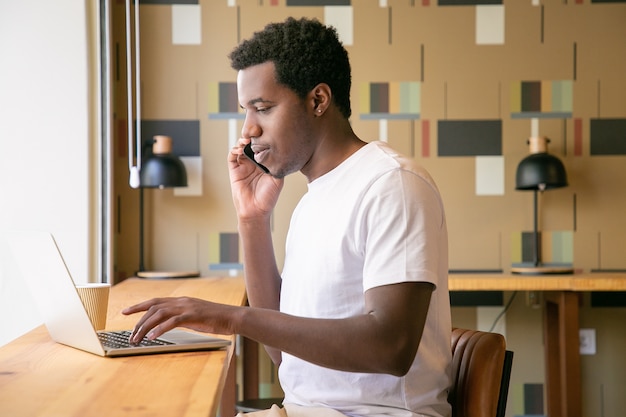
<box><xmin>114</xmin><ymin>0</ymin><xmax>625</xmax><ymax>275</ymax></box>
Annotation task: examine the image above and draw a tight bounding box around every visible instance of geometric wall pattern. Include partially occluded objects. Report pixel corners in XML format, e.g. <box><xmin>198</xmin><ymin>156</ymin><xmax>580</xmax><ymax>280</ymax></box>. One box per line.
<box><xmin>590</xmin><ymin>118</ymin><xmax>626</xmax><ymax>155</ymax></box>
<box><xmin>359</xmin><ymin>82</ymin><xmax>421</xmax><ymax>120</ymax></box>
<box><xmin>287</xmin><ymin>0</ymin><xmax>350</xmax><ymax>5</ymax></box>
<box><xmin>439</xmin><ymin>0</ymin><xmax>503</xmax><ymax>4</ymax></box>
<box><xmin>511</xmin><ymin>231</ymin><xmax>574</xmax><ymax>267</ymax></box>
<box><xmin>438</xmin><ymin>120</ymin><xmax>502</xmax><ymax>156</ymax></box>
<box><xmin>510</xmin><ymin>80</ymin><xmax>573</xmax><ymax>119</ymax></box>
<box><xmin>139</xmin><ymin>0</ymin><xmax>199</xmax><ymax>4</ymax></box>
<box><xmin>208</xmin><ymin>232</ymin><xmax>242</xmax><ymax>271</ymax></box>
<box><xmin>140</xmin><ymin>120</ymin><xmax>200</xmax><ymax>156</ymax></box>
<box><xmin>126</xmin><ymin>0</ymin><xmax>626</xmax><ymax>277</ymax></box>
<box><xmin>208</xmin><ymin>82</ymin><xmax>242</xmax><ymax>119</ymax></box>
<box><xmin>522</xmin><ymin>383</ymin><xmax>544</xmax><ymax>416</ymax></box>
<box><xmin>120</xmin><ymin>0</ymin><xmax>626</xmax><ymax>276</ymax></box>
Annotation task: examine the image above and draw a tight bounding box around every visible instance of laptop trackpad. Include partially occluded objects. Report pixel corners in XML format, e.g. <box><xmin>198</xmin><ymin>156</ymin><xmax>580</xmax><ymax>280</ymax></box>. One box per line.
<box><xmin>160</xmin><ymin>329</ymin><xmax>227</xmax><ymax>345</ymax></box>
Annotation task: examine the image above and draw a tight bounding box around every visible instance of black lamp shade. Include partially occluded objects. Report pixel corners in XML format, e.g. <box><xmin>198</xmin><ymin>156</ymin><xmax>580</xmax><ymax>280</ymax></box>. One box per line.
<box><xmin>515</xmin><ymin>152</ymin><xmax>568</xmax><ymax>191</ymax></box>
<box><xmin>140</xmin><ymin>154</ymin><xmax>188</xmax><ymax>188</ymax></box>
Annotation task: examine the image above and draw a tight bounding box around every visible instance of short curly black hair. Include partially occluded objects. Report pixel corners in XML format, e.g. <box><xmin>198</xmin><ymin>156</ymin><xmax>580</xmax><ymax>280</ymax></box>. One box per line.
<box><xmin>229</xmin><ymin>17</ymin><xmax>352</xmax><ymax>119</ymax></box>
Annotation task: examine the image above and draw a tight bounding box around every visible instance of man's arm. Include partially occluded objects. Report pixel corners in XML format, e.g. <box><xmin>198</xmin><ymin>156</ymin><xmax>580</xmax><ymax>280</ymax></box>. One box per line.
<box><xmin>237</xmin><ymin>281</ymin><xmax>433</xmax><ymax>376</ymax></box>
<box><xmin>124</xmin><ymin>281</ymin><xmax>433</xmax><ymax>376</ymax></box>
<box><xmin>227</xmin><ymin>138</ymin><xmax>285</xmax><ymax>364</ymax></box>
<box><xmin>238</xmin><ymin>215</ymin><xmax>283</xmax><ymax>364</ymax></box>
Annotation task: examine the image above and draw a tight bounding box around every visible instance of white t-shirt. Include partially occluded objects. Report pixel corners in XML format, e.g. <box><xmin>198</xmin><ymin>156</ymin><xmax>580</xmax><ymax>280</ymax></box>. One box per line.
<box><xmin>279</xmin><ymin>142</ymin><xmax>452</xmax><ymax>417</ymax></box>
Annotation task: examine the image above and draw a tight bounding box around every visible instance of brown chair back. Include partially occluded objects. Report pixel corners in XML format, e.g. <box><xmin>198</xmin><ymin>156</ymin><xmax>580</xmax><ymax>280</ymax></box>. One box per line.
<box><xmin>448</xmin><ymin>328</ymin><xmax>513</xmax><ymax>417</ymax></box>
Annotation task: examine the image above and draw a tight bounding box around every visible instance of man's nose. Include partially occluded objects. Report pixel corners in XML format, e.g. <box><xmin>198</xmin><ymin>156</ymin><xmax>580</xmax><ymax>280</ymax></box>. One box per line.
<box><xmin>241</xmin><ymin>114</ymin><xmax>261</xmax><ymax>139</ymax></box>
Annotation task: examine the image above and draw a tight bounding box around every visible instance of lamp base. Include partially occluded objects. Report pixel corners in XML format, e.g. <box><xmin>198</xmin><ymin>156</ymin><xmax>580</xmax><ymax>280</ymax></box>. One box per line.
<box><xmin>136</xmin><ymin>270</ymin><xmax>200</xmax><ymax>279</ymax></box>
<box><xmin>511</xmin><ymin>264</ymin><xmax>574</xmax><ymax>275</ymax></box>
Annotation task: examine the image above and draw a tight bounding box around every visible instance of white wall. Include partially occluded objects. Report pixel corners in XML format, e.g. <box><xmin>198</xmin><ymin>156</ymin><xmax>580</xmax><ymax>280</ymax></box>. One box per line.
<box><xmin>0</xmin><ymin>1</ymin><xmax>98</xmax><ymax>346</ymax></box>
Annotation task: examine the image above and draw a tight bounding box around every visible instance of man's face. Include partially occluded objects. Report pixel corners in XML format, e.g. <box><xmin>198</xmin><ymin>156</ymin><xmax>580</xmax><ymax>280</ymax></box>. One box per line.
<box><xmin>237</xmin><ymin>62</ymin><xmax>316</xmax><ymax>179</ymax></box>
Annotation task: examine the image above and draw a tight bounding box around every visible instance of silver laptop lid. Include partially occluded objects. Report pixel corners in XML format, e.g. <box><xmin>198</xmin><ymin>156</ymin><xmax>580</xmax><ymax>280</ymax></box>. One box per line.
<box><xmin>7</xmin><ymin>231</ymin><xmax>106</xmax><ymax>355</ymax></box>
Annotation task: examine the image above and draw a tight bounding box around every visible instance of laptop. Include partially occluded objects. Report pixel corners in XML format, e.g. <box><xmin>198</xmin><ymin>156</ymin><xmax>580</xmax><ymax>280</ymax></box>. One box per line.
<box><xmin>6</xmin><ymin>231</ymin><xmax>231</xmax><ymax>357</ymax></box>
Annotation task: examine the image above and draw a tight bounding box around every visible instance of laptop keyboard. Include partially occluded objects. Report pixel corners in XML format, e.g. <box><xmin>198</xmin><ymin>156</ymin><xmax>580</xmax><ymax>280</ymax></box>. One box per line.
<box><xmin>98</xmin><ymin>330</ymin><xmax>175</xmax><ymax>349</ymax></box>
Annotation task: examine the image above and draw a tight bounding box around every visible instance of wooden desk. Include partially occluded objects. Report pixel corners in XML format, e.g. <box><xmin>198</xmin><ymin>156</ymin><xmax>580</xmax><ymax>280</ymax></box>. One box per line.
<box><xmin>0</xmin><ymin>276</ymin><xmax>246</xmax><ymax>417</ymax></box>
<box><xmin>448</xmin><ymin>272</ymin><xmax>626</xmax><ymax>292</ymax></box>
<box><xmin>449</xmin><ymin>272</ymin><xmax>626</xmax><ymax>417</ymax></box>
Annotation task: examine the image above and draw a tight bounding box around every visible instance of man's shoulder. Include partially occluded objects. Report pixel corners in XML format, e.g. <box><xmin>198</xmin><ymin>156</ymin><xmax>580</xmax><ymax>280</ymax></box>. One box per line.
<box><xmin>361</xmin><ymin>141</ymin><xmax>438</xmax><ymax>188</ymax></box>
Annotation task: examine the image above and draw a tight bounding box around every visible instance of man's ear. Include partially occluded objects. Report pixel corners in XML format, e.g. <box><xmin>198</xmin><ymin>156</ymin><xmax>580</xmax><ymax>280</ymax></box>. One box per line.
<box><xmin>310</xmin><ymin>83</ymin><xmax>331</xmax><ymax>115</ymax></box>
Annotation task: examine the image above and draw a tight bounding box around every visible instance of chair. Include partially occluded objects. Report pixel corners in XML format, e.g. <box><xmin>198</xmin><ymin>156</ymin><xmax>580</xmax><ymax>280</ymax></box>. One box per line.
<box><xmin>236</xmin><ymin>328</ymin><xmax>514</xmax><ymax>417</ymax></box>
<box><xmin>449</xmin><ymin>328</ymin><xmax>514</xmax><ymax>417</ymax></box>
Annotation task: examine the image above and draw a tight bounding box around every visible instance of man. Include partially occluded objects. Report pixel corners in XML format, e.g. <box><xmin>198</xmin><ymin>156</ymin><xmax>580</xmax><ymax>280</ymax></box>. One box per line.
<box><xmin>124</xmin><ymin>17</ymin><xmax>452</xmax><ymax>417</ymax></box>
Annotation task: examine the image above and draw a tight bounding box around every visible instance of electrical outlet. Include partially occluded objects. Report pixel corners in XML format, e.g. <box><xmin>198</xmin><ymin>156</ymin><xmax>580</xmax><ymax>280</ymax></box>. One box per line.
<box><xmin>526</xmin><ymin>291</ymin><xmax>541</xmax><ymax>308</ymax></box>
<box><xmin>579</xmin><ymin>328</ymin><xmax>596</xmax><ymax>355</ymax></box>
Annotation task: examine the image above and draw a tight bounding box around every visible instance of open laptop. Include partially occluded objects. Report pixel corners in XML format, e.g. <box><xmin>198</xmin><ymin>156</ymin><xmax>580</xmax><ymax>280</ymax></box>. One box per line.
<box><xmin>6</xmin><ymin>231</ymin><xmax>230</xmax><ymax>357</ymax></box>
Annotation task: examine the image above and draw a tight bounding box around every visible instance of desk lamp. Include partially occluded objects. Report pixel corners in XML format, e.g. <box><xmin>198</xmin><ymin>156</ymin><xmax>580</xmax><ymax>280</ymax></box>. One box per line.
<box><xmin>512</xmin><ymin>137</ymin><xmax>573</xmax><ymax>275</ymax></box>
<box><xmin>137</xmin><ymin>135</ymin><xmax>200</xmax><ymax>279</ymax></box>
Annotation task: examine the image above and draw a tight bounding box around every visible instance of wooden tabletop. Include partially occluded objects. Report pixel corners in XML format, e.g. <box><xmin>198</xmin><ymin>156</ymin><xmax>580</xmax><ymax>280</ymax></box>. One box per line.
<box><xmin>448</xmin><ymin>272</ymin><xmax>626</xmax><ymax>291</ymax></box>
<box><xmin>0</xmin><ymin>276</ymin><xmax>246</xmax><ymax>417</ymax></box>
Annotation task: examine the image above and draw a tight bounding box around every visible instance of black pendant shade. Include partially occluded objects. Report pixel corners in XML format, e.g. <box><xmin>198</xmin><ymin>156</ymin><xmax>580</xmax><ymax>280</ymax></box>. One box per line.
<box><xmin>140</xmin><ymin>153</ymin><xmax>188</xmax><ymax>188</ymax></box>
<box><xmin>515</xmin><ymin>152</ymin><xmax>568</xmax><ymax>191</ymax></box>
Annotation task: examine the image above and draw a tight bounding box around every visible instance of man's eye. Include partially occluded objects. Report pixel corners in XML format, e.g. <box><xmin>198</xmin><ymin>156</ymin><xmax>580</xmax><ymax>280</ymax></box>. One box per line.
<box><xmin>256</xmin><ymin>107</ymin><xmax>270</xmax><ymax>113</ymax></box>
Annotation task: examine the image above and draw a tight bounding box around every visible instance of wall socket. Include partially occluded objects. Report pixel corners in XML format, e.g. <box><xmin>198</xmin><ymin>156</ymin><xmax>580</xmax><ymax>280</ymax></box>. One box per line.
<box><xmin>526</xmin><ymin>291</ymin><xmax>541</xmax><ymax>308</ymax></box>
<box><xmin>579</xmin><ymin>328</ymin><xmax>596</xmax><ymax>355</ymax></box>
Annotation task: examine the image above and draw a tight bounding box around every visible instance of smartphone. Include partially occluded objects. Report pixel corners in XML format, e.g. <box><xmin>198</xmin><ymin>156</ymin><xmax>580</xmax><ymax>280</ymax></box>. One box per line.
<box><xmin>243</xmin><ymin>142</ymin><xmax>270</xmax><ymax>174</ymax></box>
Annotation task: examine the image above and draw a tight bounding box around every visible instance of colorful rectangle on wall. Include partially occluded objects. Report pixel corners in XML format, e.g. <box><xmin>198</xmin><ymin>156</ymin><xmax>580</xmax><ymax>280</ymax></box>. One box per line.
<box><xmin>174</xmin><ymin>156</ymin><xmax>202</xmax><ymax>196</ymax></box>
<box><xmin>590</xmin><ymin>118</ymin><xmax>626</xmax><ymax>155</ymax></box>
<box><xmin>324</xmin><ymin>5</ymin><xmax>353</xmax><ymax>46</ymax></box>
<box><xmin>475</xmin><ymin>156</ymin><xmax>504</xmax><ymax>195</ymax></box>
<box><xmin>422</xmin><ymin>120</ymin><xmax>431</xmax><ymax>157</ymax></box>
<box><xmin>510</xmin><ymin>80</ymin><xmax>573</xmax><ymax>119</ymax></box>
<box><xmin>208</xmin><ymin>82</ymin><xmax>244</xmax><ymax>120</ymax></box>
<box><xmin>437</xmin><ymin>120</ymin><xmax>501</xmax><ymax>156</ymax></box>
<box><xmin>140</xmin><ymin>120</ymin><xmax>200</xmax><ymax>156</ymax></box>
<box><xmin>208</xmin><ymin>232</ymin><xmax>243</xmax><ymax>270</ymax></box>
<box><xmin>510</xmin><ymin>231</ymin><xmax>573</xmax><ymax>265</ymax></box>
<box><xmin>519</xmin><ymin>231</ymin><xmax>538</xmax><ymax>264</ymax></box>
<box><xmin>438</xmin><ymin>0</ymin><xmax>502</xmax><ymax>5</ymax></box>
<box><xmin>475</xmin><ymin>5</ymin><xmax>504</xmax><ymax>45</ymax></box>
<box><xmin>139</xmin><ymin>0</ymin><xmax>198</xmax><ymax>4</ymax></box>
<box><xmin>524</xmin><ymin>383</ymin><xmax>544</xmax><ymax>415</ymax></box>
<box><xmin>510</xmin><ymin>382</ymin><xmax>546</xmax><ymax>417</ymax></box>
<box><xmin>287</xmin><ymin>0</ymin><xmax>351</xmax><ymax>5</ymax></box>
<box><xmin>574</xmin><ymin>118</ymin><xmax>583</xmax><ymax>156</ymax></box>
<box><xmin>360</xmin><ymin>82</ymin><xmax>420</xmax><ymax>120</ymax></box>
<box><xmin>172</xmin><ymin>4</ymin><xmax>201</xmax><ymax>45</ymax></box>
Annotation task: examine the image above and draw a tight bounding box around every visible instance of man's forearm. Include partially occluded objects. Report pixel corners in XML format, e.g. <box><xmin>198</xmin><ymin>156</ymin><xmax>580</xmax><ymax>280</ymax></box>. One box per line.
<box><xmin>239</xmin><ymin>216</ymin><xmax>282</xmax><ymax>310</ymax></box>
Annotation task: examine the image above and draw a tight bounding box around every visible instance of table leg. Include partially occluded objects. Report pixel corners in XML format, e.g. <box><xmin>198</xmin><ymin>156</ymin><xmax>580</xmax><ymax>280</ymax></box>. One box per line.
<box><xmin>221</xmin><ymin>336</ymin><xmax>261</xmax><ymax>417</ymax></box>
<box><xmin>543</xmin><ymin>291</ymin><xmax>582</xmax><ymax>417</ymax></box>
<box><xmin>221</xmin><ymin>352</ymin><xmax>237</xmax><ymax>417</ymax></box>
<box><xmin>243</xmin><ymin>336</ymin><xmax>260</xmax><ymax>400</ymax></box>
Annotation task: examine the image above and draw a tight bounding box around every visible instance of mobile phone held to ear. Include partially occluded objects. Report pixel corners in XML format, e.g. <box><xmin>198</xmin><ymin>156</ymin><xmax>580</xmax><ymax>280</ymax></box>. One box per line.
<box><xmin>244</xmin><ymin>142</ymin><xmax>270</xmax><ymax>174</ymax></box>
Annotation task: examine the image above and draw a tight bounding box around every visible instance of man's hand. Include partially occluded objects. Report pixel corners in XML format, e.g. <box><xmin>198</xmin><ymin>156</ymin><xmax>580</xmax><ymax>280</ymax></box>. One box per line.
<box><xmin>122</xmin><ymin>297</ymin><xmax>238</xmax><ymax>344</ymax></box>
<box><xmin>228</xmin><ymin>138</ymin><xmax>284</xmax><ymax>220</ymax></box>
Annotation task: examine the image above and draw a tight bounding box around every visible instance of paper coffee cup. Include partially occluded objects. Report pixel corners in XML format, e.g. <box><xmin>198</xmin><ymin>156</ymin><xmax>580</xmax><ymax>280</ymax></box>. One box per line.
<box><xmin>76</xmin><ymin>283</ymin><xmax>110</xmax><ymax>330</ymax></box>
